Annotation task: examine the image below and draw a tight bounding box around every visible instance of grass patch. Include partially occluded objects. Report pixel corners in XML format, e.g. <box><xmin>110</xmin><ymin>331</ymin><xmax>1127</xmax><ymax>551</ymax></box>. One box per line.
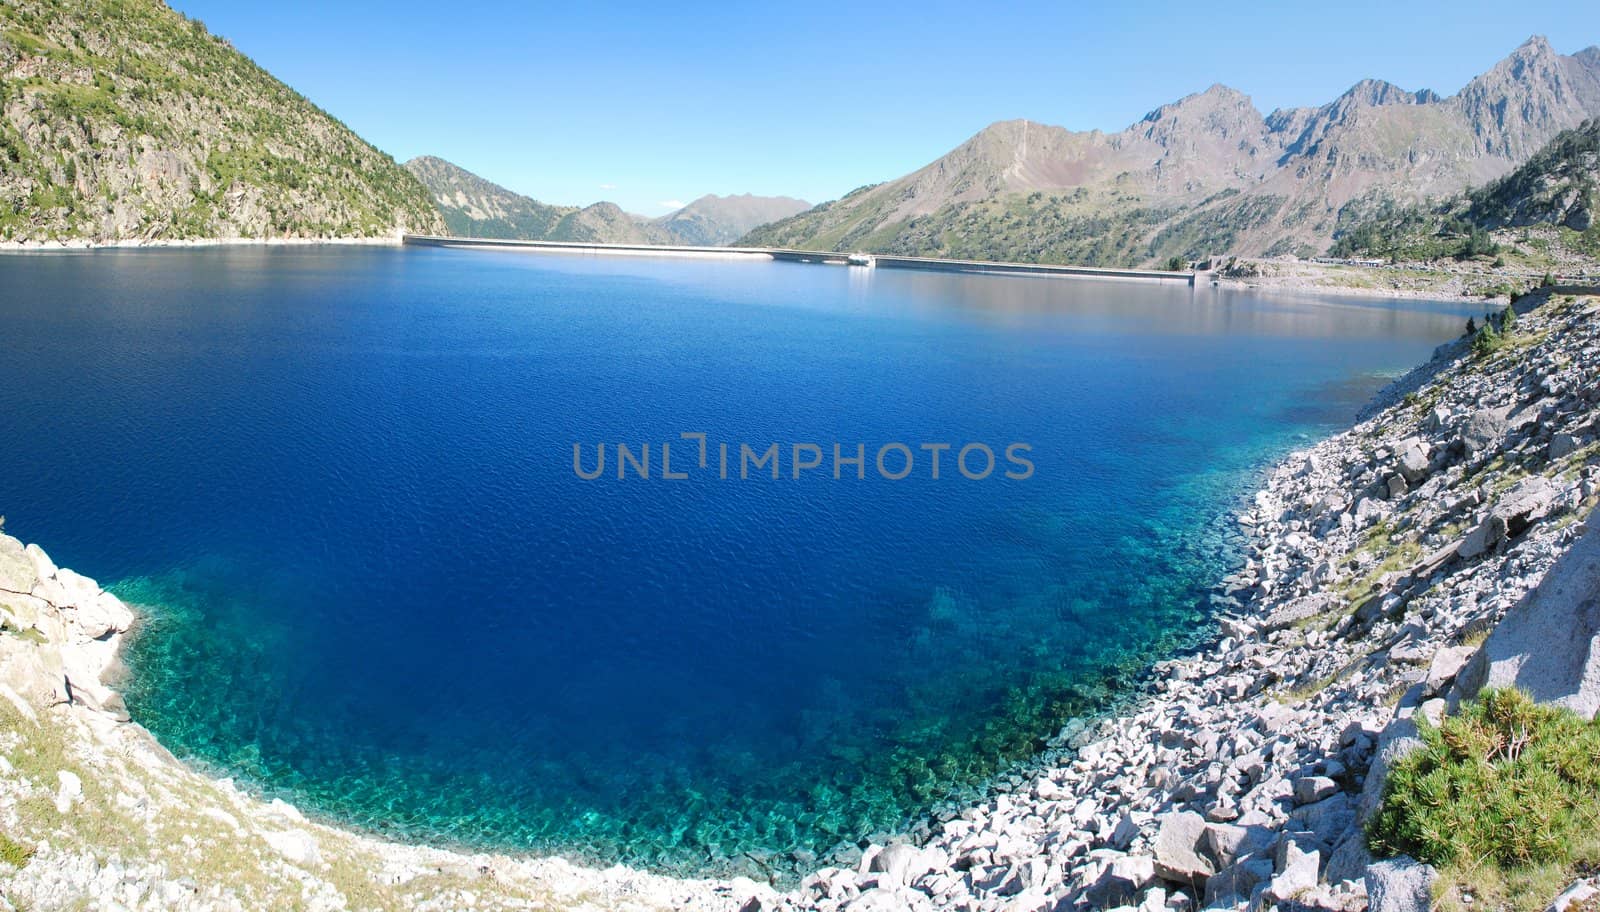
<box><xmin>0</xmin><ymin>831</ymin><xmax>34</xmax><ymax>868</ymax></box>
<box><xmin>2</xmin><ymin>624</ymin><xmax>47</xmax><ymax>645</ymax></box>
<box><xmin>1279</xmin><ymin>670</ymin><xmax>1341</xmax><ymax>705</ymax></box>
<box><xmin>1340</xmin><ymin>519</ymin><xmax>1425</xmax><ymax>604</ymax></box>
<box><xmin>1369</xmin><ymin>690</ymin><xmax>1600</xmax><ymax>910</ymax></box>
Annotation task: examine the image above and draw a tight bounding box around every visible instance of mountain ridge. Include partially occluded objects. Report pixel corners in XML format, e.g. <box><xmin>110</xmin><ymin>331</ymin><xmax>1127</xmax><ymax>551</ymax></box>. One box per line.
<box><xmin>406</xmin><ymin>156</ymin><xmax>808</xmax><ymax>246</ymax></box>
<box><xmin>742</xmin><ymin>36</ymin><xmax>1600</xmax><ymax>267</ymax></box>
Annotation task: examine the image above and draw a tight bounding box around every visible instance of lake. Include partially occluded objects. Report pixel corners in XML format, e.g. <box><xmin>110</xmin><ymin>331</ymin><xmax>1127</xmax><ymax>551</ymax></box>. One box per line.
<box><xmin>0</xmin><ymin>246</ymin><xmax>1481</xmax><ymax>878</ymax></box>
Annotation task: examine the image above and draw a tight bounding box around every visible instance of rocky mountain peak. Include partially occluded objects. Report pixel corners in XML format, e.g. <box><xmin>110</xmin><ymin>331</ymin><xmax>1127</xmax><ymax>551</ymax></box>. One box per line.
<box><xmin>1510</xmin><ymin>34</ymin><xmax>1558</xmax><ymax>62</ymax></box>
<box><xmin>1339</xmin><ymin>78</ymin><xmax>1434</xmax><ymax>108</ymax></box>
<box><xmin>1133</xmin><ymin>84</ymin><xmax>1265</xmax><ymax>157</ymax></box>
<box><xmin>743</xmin><ymin>37</ymin><xmax>1600</xmax><ymax>266</ymax></box>
<box><xmin>1452</xmin><ymin>35</ymin><xmax>1600</xmax><ymax>159</ymax></box>
<box><xmin>1139</xmin><ymin>84</ymin><xmax>1258</xmax><ymax>127</ymax></box>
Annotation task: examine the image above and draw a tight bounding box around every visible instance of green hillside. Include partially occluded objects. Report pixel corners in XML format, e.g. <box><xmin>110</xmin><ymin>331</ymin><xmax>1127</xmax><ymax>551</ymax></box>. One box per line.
<box><xmin>0</xmin><ymin>0</ymin><xmax>443</xmax><ymax>242</ymax></box>
<box><xmin>1330</xmin><ymin>119</ymin><xmax>1600</xmax><ymax>263</ymax></box>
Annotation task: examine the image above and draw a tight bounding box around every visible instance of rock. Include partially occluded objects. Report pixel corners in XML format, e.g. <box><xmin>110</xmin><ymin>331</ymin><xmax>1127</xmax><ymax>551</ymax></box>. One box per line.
<box><xmin>1551</xmin><ymin>433</ymin><xmax>1582</xmax><ymax>461</ymax></box>
<box><xmin>846</xmin><ymin>886</ymin><xmax>933</xmax><ymax>911</ymax></box>
<box><xmin>1108</xmin><ymin>811</ymin><xmax>1147</xmax><ymax>850</ymax></box>
<box><xmin>1265</xmin><ymin>837</ymin><xmax>1320</xmax><ymax>903</ymax></box>
<box><xmin>0</xmin><ymin>535</ymin><xmax>40</xmax><ymax>594</ymax></box>
<box><xmin>1461</xmin><ymin>407</ymin><xmax>1510</xmax><ymax>454</ymax></box>
<box><xmin>1458</xmin><ymin>476</ymin><xmax>1559</xmax><ymax>559</ymax></box>
<box><xmin>22</xmin><ymin>543</ymin><xmax>58</xmax><ymax>584</ymax></box>
<box><xmin>1386</xmin><ymin>474</ymin><xmax>1409</xmax><ymax>500</ymax></box>
<box><xmin>1396</xmin><ymin>439</ymin><xmax>1431</xmax><ymax>484</ymax></box>
<box><xmin>972</xmin><ymin>863</ymin><xmax>1024</xmax><ymax>898</ymax></box>
<box><xmin>1324</xmin><ymin>832</ymin><xmax>1374</xmax><ymax>885</ymax></box>
<box><xmin>1549</xmin><ymin>878</ymin><xmax>1600</xmax><ymax>912</ymax></box>
<box><xmin>262</xmin><ymin>828</ymin><xmax>322</xmax><ymax>867</ymax></box>
<box><xmin>869</xmin><ymin>843</ymin><xmax>931</xmax><ymax>888</ymax></box>
<box><xmin>999</xmin><ymin>888</ymin><xmax>1051</xmax><ymax>912</ymax></box>
<box><xmin>1152</xmin><ymin>811</ymin><xmax>1214</xmax><ymax>884</ymax></box>
<box><xmin>1358</xmin><ymin>719</ymin><xmax>1423</xmax><ymax>823</ymax></box>
<box><xmin>1204</xmin><ymin>823</ymin><xmax>1274</xmax><ymax>869</ymax></box>
<box><xmin>1204</xmin><ymin>856</ymin><xmax>1273</xmax><ymax>908</ymax></box>
<box><xmin>1264</xmin><ymin>594</ymin><xmax>1334</xmax><ymax>633</ymax></box>
<box><xmin>72</xmin><ymin>591</ymin><xmax>134</xmax><ymax>640</ymax></box>
<box><xmin>1289</xmin><ymin>794</ymin><xmax>1358</xmax><ymax>846</ymax></box>
<box><xmin>53</xmin><ymin>567</ymin><xmax>101</xmax><ymax>610</ymax></box>
<box><xmin>1424</xmin><ymin>644</ymin><xmax>1476</xmax><ymax>695</ymax></box>
<box><xmin>1293</xmin><ymin>776</ymin><xmax>1338</xmax><ymax>806</ymax></box>
<box><xmin>1086</xmin><ymin>856</ymin><xmax>1156</xmax><ymax>907</ymax></box>
<box><xmin>1456</xmin><ymin>520</ymin><xmax>1600</xmax><ymax>719</ymax></box>
<box><xmin>55</xmin><ymin>769</ymin><xmax>82</xmax><ymax>814</ymax></box>
<box><xmin>1365</xmin><ymin>856</ymin><xmax>1436</xmax><ymax>912</ymax></box>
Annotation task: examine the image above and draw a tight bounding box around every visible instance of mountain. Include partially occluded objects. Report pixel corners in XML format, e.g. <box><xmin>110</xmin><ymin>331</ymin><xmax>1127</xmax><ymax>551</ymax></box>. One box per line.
<box><xmin>405</xmin><ymin>156</ymin><xmax>669</xmax><ymax>243</ymax></box>
<box><xmin>405</xmin><ymin>155</ymin><xmax>573</xmax><ymax>239</ymax></box>
<box><xmin>551</xmin><ymin>200</ymin><xmax>676</xmax><ymax>244</ymax></box>
<box><xmin>1468</xmin><ymin>117</ymin><xmax>1598</xmax><ymax>232</ymax></box>
<box><xmin>742</xmin><ymin>36</ymin><xmax>1600</xmax><ymax>267</ymax></box>
<box><xmin>653</xmin><ymin>193</ymin><xmax>810</xmax><ymax>245</ymax></box>
<box><xmin>406</xmin><ymin>156</ymin><xmax>807</xmax><ymax>246</ymax></box>
<box><xmin>0</xmin><ymin>0</ymin><xmax>443</xmax><ymax>242</ymax></box>
<box><xmin>1330</xmin><ymin>118</ymin><xmax>1600</xmax><ymax>261</ymax></box>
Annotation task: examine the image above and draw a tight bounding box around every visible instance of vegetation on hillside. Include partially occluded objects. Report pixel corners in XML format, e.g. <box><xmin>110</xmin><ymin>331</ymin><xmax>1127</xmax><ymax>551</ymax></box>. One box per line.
<box><xmin>742</xmin><ymin>188</ymin><xmax>1286</xmax><ymax>268</ymax></box>
<box><xmin>0</xmin><ymin>0</ymin><xmax>443</xmax><ymax>241</ymax></box>
<box><xmin>1368</xmin><ymin>689</ymin><xmax>1600</xmax><ymax>911</ymax></box>
<box><xmin>1329</xmin><ymin>120</ymin><xmax>1600</xmax><ymax>264</ymax></box>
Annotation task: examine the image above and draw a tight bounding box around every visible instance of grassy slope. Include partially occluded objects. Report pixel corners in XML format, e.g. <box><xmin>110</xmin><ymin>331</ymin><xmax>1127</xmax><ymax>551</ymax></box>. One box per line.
<box><xmin>0</xmin><ymin>0</ymin><xmax>443</xmax><ymax>241</ymax></box>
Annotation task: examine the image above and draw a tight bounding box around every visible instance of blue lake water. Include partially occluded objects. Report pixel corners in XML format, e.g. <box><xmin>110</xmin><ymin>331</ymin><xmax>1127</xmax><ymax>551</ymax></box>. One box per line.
<box><xmin>0</xmin><ymin>247</ymin><xmax>1480</xmax><ymax>878</ymax></box>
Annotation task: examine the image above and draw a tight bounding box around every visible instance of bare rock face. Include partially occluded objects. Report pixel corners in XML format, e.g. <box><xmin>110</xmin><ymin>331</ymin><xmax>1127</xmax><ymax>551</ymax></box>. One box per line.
<box><xmin>0</xmin><ymin>533</ymin><xmax>38</xmax><ymax>592</ymax></box>
<box><xmin>1456</xmin><ymin>519</ymin><xmax>1600</xmax><ymax>718</ymax></box>
<box><xmin>0</xmin><ymin>532</ymin><xmax>134</xmax><ymax>718</ymax></box>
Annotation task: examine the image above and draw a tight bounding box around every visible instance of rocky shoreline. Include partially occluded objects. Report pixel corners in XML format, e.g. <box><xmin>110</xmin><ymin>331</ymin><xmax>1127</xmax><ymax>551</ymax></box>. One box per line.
<box><xmin>760</xmin><ymin>286</ymin><xmax>1600</xmax><ymax>912</ymax></box>
<box><xmin>2</xmin><ymin>288</ymin><xmax>1599</xmax><ymax>911</ymax></box>
<box><xmin>0</xmin><ymin>236</ymin><xmax>406</xmax><ymax>252</ymax></box>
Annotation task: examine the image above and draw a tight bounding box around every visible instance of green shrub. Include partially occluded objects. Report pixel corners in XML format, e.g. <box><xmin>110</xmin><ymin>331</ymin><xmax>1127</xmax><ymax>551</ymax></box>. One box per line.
<box><xmin>1368</xmin><ymin>689</ymin><xmax>1600</xmax><ymax>868</ymax></box>
<box><xmin>1456</xmin><ymin>226</ymin><xmax>1500</xmax><ymax>259</ymax></box>
<box><xmin>1472</xmin><ymin>321</ymin><xmax>1501</xmax><ymax>357</ymax></box>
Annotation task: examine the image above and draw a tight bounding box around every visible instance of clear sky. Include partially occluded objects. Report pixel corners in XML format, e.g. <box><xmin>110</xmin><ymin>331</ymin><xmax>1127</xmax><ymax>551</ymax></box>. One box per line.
<box><xmin>168</xmin><ymin>0</ymin><xmax>1597</xmax><ymax>215</ymax></box>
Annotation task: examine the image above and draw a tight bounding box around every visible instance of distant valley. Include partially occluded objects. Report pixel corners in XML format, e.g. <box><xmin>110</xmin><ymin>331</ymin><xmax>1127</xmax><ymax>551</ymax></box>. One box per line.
<box><xmin>405</xmin><ymin>156</ymin><xmax>809</xmax><ymax>247</ymax></box>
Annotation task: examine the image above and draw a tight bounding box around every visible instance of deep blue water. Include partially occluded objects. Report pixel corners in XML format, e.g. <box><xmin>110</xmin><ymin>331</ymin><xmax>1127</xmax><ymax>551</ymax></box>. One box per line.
<box><xmin>0</xmin><ymin>247</ymin><xmax>1480</xmax><ymax>877</ymax></box>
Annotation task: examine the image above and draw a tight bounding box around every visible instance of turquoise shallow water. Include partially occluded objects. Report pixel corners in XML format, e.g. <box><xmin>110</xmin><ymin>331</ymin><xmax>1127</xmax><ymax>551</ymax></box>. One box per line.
<box><xmin>0</xmin><ymin>247</ymin><xmax>1480</xmax><ymax>878</ymax></box>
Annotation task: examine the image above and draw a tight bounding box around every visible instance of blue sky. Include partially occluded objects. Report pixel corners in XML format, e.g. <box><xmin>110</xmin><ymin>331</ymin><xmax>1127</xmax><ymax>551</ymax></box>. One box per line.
<box><xmin>169</xmin><ymin>0</ymin><xmax>1597</xmax><ymax>215</ymax></box>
